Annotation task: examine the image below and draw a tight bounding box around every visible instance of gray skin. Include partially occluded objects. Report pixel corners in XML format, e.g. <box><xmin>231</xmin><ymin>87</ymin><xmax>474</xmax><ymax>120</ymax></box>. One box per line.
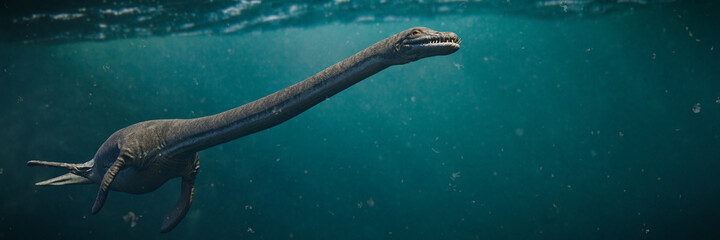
<box><xmin>27</xmin><ymin>27</ymin><xmax>460</xmax><ymax>233</ymax></box>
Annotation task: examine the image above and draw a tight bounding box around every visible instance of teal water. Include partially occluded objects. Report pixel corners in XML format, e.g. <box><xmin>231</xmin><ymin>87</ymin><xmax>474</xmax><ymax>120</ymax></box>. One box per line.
<box><xmin>2</xmin><ymin>1</ymin><xmax>720</xmax><ymax>239</ymax></box>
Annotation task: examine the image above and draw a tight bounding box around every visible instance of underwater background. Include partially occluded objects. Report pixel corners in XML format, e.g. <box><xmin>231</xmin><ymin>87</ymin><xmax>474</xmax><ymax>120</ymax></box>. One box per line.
<box><xmin>1</xmin><ymin>0</ymin><xmax>719</xmax><ymax>239</ymax></box>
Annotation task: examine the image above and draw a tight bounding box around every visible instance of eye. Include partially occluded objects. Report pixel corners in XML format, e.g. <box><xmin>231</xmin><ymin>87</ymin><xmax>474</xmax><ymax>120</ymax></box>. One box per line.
<box><xmin>411</xmin><ymin>29</ymin><xmax>420</xmax><ymax>37</ymax></box>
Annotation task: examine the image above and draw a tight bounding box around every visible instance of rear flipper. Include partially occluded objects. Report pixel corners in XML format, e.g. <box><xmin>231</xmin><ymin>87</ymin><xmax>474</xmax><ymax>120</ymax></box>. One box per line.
<box><xmin>27</xmin><ymin>160</ymin><xmax>94</xmax><ymax>186</ymax></box>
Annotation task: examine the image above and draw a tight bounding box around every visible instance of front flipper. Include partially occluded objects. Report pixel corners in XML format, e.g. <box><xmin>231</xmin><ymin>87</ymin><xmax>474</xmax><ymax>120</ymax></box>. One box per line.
<box><xmin>160</xmin><ymin>153</ymin><xmax>199</xmax><ymax>233</ymax></box>
<box><xmin>92</xmin><ymin>155</ymin><xmax>127</xmax><ymax>214</ymax></box>
<box><xmin>160</xmin><ymin>175</ymin><xmax>196</xmax><ymax>233</ymax></box>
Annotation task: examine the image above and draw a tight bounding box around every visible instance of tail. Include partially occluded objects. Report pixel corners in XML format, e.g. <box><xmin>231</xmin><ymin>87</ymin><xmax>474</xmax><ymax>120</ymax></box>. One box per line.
<box><xmin>27</xmin><ymin>160</ymin><xmax>94</xmax><ymax>186</ymax></box>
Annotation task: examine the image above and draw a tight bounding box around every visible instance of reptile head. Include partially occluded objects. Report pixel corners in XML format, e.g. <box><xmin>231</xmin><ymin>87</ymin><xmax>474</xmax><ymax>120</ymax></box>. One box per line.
<box><xmin>392</xmin><ymin>27</ymin><xmax>460</xmax><ymax>64</ymax></box>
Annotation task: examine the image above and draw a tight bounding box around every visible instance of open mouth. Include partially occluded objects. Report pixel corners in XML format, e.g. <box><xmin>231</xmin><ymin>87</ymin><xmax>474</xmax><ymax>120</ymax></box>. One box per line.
<box><xmin>408</xmin><ymin>34</ymin><xmax>461</xmax><ymax>48</ymax></box>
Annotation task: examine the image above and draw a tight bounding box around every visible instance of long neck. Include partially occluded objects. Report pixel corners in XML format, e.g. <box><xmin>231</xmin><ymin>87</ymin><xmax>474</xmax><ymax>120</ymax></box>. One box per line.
<box><xmin>160</xmin><ymin>38</ymin><xmax>394</xmax><ymax>156</ymax></box>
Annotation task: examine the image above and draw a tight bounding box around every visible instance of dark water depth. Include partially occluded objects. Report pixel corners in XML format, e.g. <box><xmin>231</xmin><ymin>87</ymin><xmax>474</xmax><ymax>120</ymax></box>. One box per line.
<box><xmin>1</xmin><ymin>1</ymin><xmax>720</xmax><ymax>240</ymax></box>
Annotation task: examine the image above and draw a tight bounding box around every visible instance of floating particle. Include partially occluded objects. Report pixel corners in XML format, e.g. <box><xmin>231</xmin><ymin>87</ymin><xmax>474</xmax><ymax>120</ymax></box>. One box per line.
<box><xmin>692</xmin><ymin>103</ymin><xmax>701</xmax><ymax>113</ymax></box>
<box><xmin>366</xmin><ymin>197</ymin><xmax>375</xmax><ymax>207</ymax></box>
<box><xmin>451</xmin><ymin>172</ymin><xmax>461</xmax><ymax>181</ymax></box>
<box><xmin>0</xmin><ymin>168</ymin><xmax>3</xmax><ymax>175</ymax></box>
<box><xmin>453</xmin><ymin>63</ymin><xmax>463</xmax><ymax>70</ymax></box>
<box><xmin>122</xmin><ymin>211</ymin><xmax>139</xmax><ymax>228</ymax></box>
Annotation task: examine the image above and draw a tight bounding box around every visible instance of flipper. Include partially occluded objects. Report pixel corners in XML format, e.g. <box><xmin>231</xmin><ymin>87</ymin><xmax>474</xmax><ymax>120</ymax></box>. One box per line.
<box><xmin>28</xmin><ymin>160</ymin><xmax>79</xmax><ymax>169</ymax></box>
<box><xmin>92</xmin><ymin>155</ymin><xmax>127</xmax><ymax>214</ymax></box>
<box><xmin>160</xmin><ymin>175</ymin><xmax>196</xmax><ymax>233</ymax></box>
<box><xmin>160</xmin><ymin>154</ymin><xmax>199</xmax><ymax>233</ymax></box>
<box><xmin>35</xmin><ymin>173</ymin><xmax>92</xmax><ymax>185</ymax></box>
<box><xmin>27</xmin><ymin>160</ymin><xmax>94</xmax><ymax>186</ymax></box>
